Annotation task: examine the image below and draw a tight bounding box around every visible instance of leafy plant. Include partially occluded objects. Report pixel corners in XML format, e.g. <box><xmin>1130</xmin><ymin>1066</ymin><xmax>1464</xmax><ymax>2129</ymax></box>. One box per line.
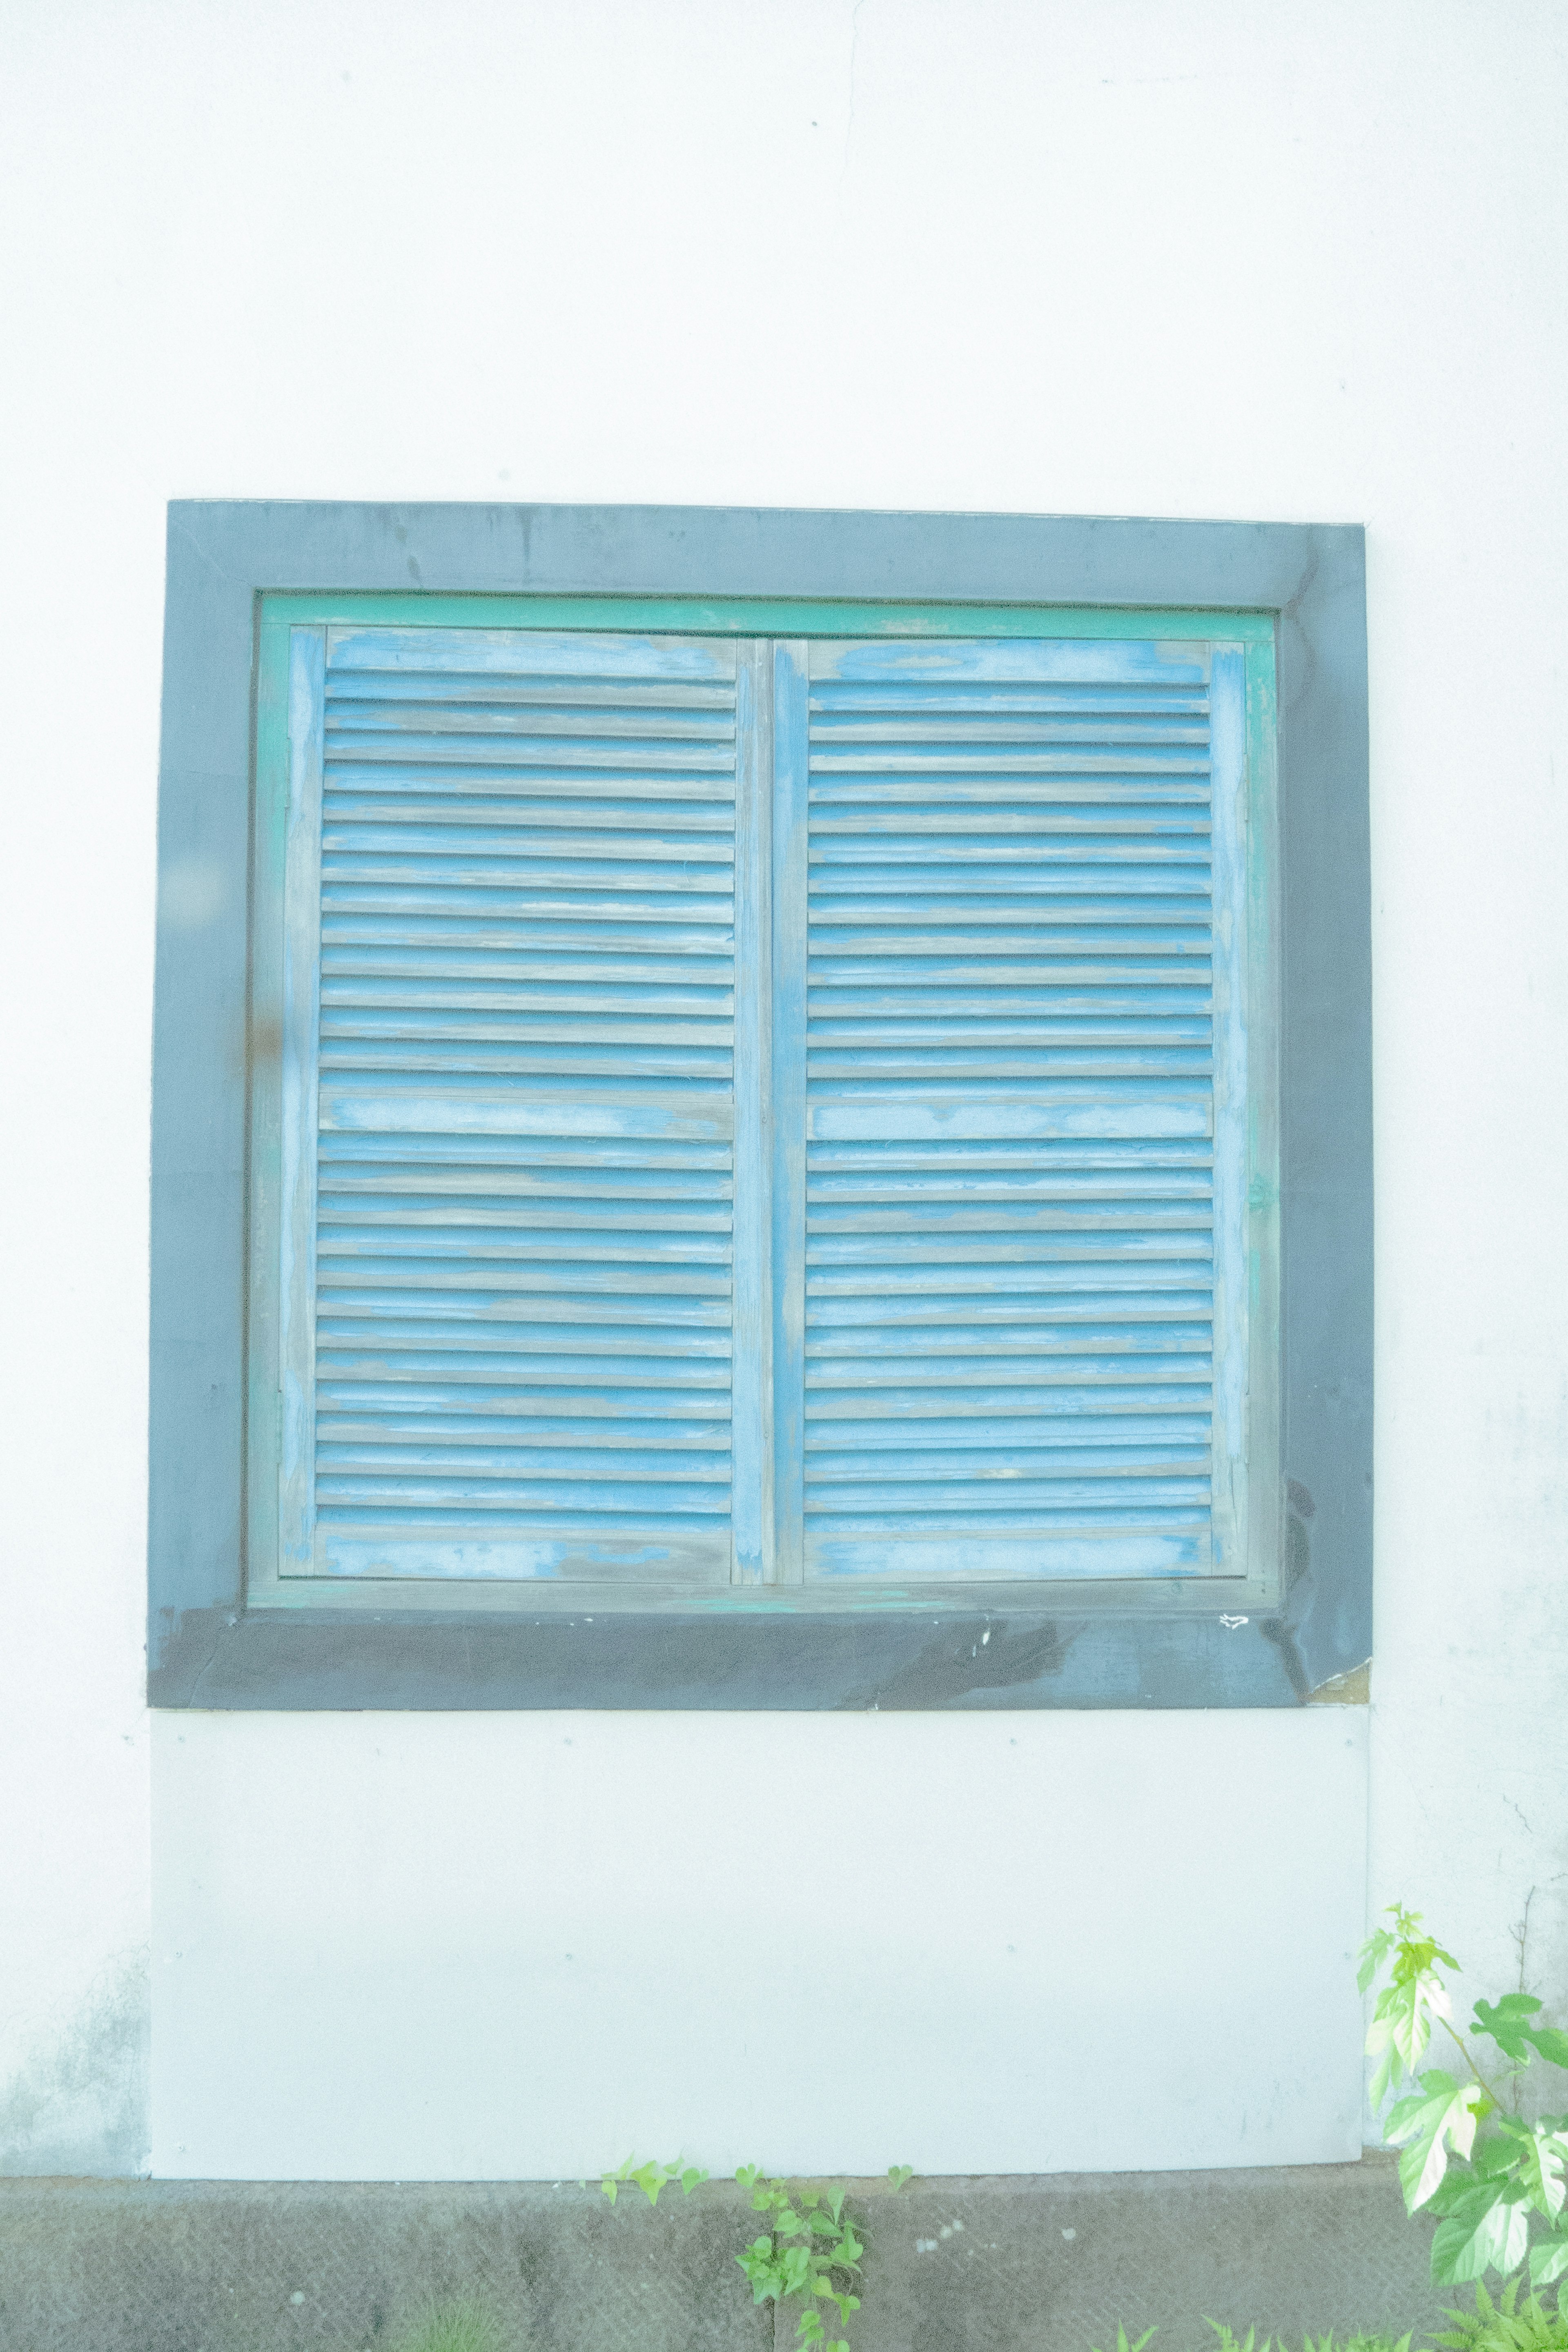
<box><xmin>1430</xmin><ymin>2276</ymin><xmax>1568</xmax><ymax>2352</ymax></box>
<box><xmin>394</xmin><ymin>2300</ymin><xmax>504</xmax><ymax>2352</ymax></box>
<box><xmin>1361</xmin><ymin>1906</ymin><xmax>1568</xmax><ymax>2287</ymax></box>
<box><xmin>599</xmin><ymin>2152</ymin><xmax>708</xmax><ymax>2206</ymax></box>
<box><xmin>1210</xmin><ymin>2330</ymin><xmax>1414</xmax><ymax>2352</ymax></box>
<box><xmin>735</xmin><ymin>2168</ymin><xmax>877</xmax><ymax>2352</ymax></box>
<box><xmin>599</xmin><ymin>2151</ymin><xmax>911</xmax><ymax>2352</ymax></box>
<box><xmin>1098</xmin><ymin>2329</ymin><xmax>1413</xmax><ymax>2352</ymax></box>
<box><xmin>1301</xmin><ymin>2335</ymin><xmax>1413</xmax><ymax>2352</ymax></box>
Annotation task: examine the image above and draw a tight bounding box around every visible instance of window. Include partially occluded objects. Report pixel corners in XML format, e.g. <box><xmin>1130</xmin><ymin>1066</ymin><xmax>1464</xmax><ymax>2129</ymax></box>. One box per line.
<box><xmin>149</xmin><ymin>506</ymin><xmax>1370</xmax><ymax>1708</ymax></box>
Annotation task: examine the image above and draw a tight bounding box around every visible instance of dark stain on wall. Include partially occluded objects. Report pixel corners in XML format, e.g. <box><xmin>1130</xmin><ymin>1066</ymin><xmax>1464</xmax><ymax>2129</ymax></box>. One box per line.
<box><xmin>0</xmin><ymin>1956</ymin><xmax>149</xmax><ymax>2177</ymax></box>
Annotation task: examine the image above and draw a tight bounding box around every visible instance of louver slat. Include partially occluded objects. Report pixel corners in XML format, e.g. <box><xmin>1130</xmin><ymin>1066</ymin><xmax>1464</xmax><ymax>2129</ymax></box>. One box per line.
<box><xmin>280</xmin><ymin>628</ymin><xmax>755</xmax><ymax>1584</ymax></box>
<box><xmin>797</xmin><ymin>640</ymin><xmax>1250</xmax><ymax>1584</ymax></box>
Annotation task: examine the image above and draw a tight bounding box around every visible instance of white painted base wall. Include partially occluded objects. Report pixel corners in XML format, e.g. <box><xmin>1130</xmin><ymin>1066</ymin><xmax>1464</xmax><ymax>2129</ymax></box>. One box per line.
<box><xmin>3</xmin><ymin>0</ymin><xmax>1566</xmax><ymax>2178</ymax></box>
<box><xmin>152</xmin><ymin>1712</ymin><xmax>1365</xmax><ymax>2178</ymax></box>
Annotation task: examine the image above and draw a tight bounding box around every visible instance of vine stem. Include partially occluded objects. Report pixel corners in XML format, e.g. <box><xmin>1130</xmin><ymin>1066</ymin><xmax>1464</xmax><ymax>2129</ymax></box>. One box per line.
<box><xmin>1439</xmin><ymin>2013</ymin><xmax>1508</xmax><ymax>2111</ymax></box>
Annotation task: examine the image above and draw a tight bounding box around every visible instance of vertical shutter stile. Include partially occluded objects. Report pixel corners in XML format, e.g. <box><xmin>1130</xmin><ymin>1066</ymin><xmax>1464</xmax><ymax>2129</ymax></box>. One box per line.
<box><xmin>279</xmin><ymin>626</ymin><xmax>752</xmax><ymax>1584</ymax></box>
<box><xmin>769</xmin><ymin>642</ymin><xmax>811</xmax><ymax>1584</ymax></box>
<box><xmin>795</xmin><ymin>638</ymin><xmax>1250</xmax><ymax>1584</ymax></box>
<box><xmin>729</xmin><ymin>642</ymin><xmax>773</xmax><ymax>1584</ymax></box>
<box><xmin>1207</xmin><ymin>648</ymin><xmax>1250</xmax><ymax>1570</ymax></box>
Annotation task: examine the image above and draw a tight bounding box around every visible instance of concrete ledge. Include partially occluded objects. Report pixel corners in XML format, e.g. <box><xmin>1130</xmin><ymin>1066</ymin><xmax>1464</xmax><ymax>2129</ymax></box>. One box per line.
<box><xmin>0</xmin><ymin>2161</ymin><xmax>1444</xmax><ymax>2352</ymax></box>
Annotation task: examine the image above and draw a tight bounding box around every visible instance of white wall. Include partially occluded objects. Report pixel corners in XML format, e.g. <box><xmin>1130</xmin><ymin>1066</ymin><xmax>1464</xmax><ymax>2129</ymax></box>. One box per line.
<box><xmin>2</xmin><ymin>0</ymin><xmax>1564</xmax><ymax>2178</ymax></box>
<box><xmin>152</xmin><ymin>1712</ymin><xmax>1367</xmax><ymax>2179</ymax></box>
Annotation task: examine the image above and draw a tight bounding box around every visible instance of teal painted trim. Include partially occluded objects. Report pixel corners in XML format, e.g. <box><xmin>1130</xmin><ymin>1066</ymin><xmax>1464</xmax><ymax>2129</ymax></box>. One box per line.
<box><xmin>278</xmin><ymin>628</ymin><xmax>325</xmax><ymax>1575</ymax></box>
<box><xmin>245</xmin><ymin>618</ymin><xmax>291</xmax><ymax>1599</ymax></box>
<box><xmin>262</xmin><ymin>595</ymin><xmax>1273</xmax><ymax>643</ymax></box>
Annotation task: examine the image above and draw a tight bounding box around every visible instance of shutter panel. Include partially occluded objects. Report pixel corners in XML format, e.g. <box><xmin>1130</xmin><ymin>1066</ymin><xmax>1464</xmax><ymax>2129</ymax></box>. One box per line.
<box><xmin>278</xmin><ymin>625</ymin><xmax>766</xmax><ymax>1585</ymax></box>
<box><xmin>793</xmin><ymin>637</ymin><xmax>1251</xmax><ymax>1583</ymax></box>
<box><xmin>272</xmin><ymin>619</ymin><xmax>1256</xmax><ymax>1597</ymax></box>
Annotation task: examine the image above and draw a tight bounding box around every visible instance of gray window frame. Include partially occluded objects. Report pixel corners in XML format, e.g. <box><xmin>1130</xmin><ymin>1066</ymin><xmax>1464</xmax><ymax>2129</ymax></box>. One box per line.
<box><xmin>149</xmin><ymin>502</ymin><xmax>1371</xmax><ymax>1710</ymax></box>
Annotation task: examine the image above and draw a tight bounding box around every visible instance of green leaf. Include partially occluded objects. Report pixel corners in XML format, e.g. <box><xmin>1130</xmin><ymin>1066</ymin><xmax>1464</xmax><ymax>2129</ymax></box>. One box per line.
<box><xmin>1385</xmin><ymin>2072</ymin><xmax>1484</xmax><ymax>2211</ymax></box>
<box><xmin>1471</xmin><ymin>2134</ymin><xmax>1522</xmax><ymax>2182</ymax></box>
<box><xmin>1384</xmin><ymin>1906</ymin><xmax>1461</xmax><ymax>1980</ymax></box>
<box><xmin>1528</xmin><ymin>2230</ymin><xmax>1568</xmax><ymax>2287</ymax></box>
<box><xmin>1428</xmin><ymin>2179</ymin><xmax>1532</xmax><ymax>2283</ymax></box>
<box><xmin>1525</xmin><ymin>2027</ymin><xmax>1568</xmax><ymax>2071</ymax></box>
<box><xmin>680</xmin><ymin>2167</ymin><xmax>708</xmax><ymax>2196</ymax></box>
<box><xmin>1360</xmin><ymin>1929</ymin><xmax>1396</xmax><ymax>1996</ymax></box>
<box><xmin>1427</xmin><ymin>2170</ymin><xmax>1481</xmax><ymax>2217</ymax></box>
<box><xmin>1369</xmin><ymin>1971</ymin><xmax>1455</xmax><ymax>2103</ymax></box>
<box><xmin>888</xmin><ymin>2164</ymin><xmax>915</xmax><ymax>2192</ymax></box>
<box><xmin>1367</xmin><ymin>2021</ymin><xmax>1401</xmax><ymax>2109</ymax></box>
<box><xmin>1511</xmin><ymin>2125</ymin><xmax>1568</xmax><ymax>2221</ymax></box>
<box><xmin>780</xmin><ymin>2245</ymin><xmax>813</xmax><ymax>2296</ymax></box>
<box><xmin>1473</xmin><ymin>1997</ymin><xmax>1545</xmax><ymax>2062</ymax></box>
<box><xmin>737</xmin><ymin>2243</ymin><xmax>786</xmax><ymax>2304</ymax></box>
<box><xmin>1205</xmin><ymin>2322</ymin><xmax>1268</xmax><ymax>2352</ymax></box>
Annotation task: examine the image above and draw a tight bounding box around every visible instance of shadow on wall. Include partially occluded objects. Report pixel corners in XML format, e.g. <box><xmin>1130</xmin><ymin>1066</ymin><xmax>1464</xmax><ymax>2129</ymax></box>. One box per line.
<box><xmin>0</xmin><ymin>1955</ymin><xmax>149</xmax><ymax>2176</ymax></box>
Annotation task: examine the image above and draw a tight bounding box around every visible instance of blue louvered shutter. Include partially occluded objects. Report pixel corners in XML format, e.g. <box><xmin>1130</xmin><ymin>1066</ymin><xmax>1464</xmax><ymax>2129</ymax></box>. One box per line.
<box><xmin>779</xmin><ymin>636</ymin><xmax>1253</xmax><ymax>1584</ymax></box>
<box><xmin>274</xmin><ymin>620</ymin><xmax>1257</xmax><ymax>1596</ymax></box>
<box><xmin>277</xmin><ymin>626</ymin><xmax>774</xmax><ymax>1585</ymax></box>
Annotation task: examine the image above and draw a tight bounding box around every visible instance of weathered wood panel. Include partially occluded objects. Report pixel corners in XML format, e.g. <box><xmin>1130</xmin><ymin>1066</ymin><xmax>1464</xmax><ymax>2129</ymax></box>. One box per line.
<box><xmin>280</xmin><ymin>630</ymin><xmax>746</xmax><ymax>1584</ymax></box>
<box><xmin>797</xmin><ymin>639</ymin><xmax>1251</xmax><ymax>1583</ymax></box>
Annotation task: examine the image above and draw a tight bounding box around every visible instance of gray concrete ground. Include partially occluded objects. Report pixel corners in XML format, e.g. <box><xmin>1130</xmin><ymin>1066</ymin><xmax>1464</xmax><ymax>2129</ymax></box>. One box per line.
<box><xmin>0</xmin><ymin>2161</ymin><xmax>1449</xmax><ymax>2352</ymax></box>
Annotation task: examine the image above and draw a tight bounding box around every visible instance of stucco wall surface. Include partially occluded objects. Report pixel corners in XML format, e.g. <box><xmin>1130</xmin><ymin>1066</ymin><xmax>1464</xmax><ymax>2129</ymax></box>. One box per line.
<box><xmin>1</xmin><ymin>0</ymin><xmax>1564</xmax><ymax>2177</ymax></box>
<box><xmin>151</xmin><ymin>1711</ymin><xmax>1366</xmax><ymax>2178</ymax></box>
